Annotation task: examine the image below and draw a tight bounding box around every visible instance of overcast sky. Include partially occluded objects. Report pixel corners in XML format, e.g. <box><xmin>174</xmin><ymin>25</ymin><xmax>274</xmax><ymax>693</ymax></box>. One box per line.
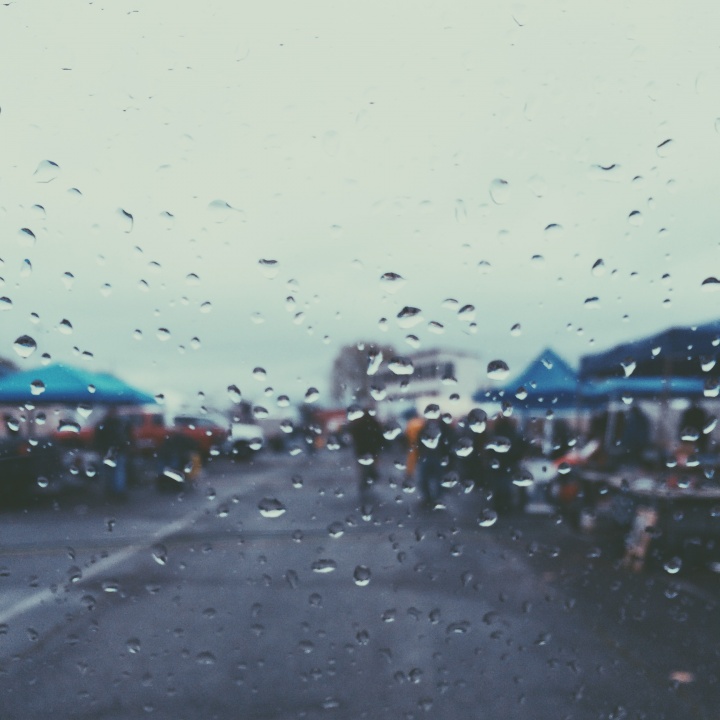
<box><xmin>1</xmin><ymin>0</ymin><xmax>719</xmax><ymax>412</ymax></box>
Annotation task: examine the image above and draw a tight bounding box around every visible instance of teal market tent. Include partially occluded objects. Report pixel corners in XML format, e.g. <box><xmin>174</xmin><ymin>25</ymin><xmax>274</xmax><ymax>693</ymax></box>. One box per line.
<box><xmin>0</xmin><ymin>363</ymin><xmax>155</xmax><ymax>406</ymax></box>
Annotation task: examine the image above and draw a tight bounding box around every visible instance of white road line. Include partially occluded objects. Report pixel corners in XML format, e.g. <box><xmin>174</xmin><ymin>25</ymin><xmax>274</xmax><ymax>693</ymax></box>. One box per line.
<box><xmin>0</xmin><ymin>489</ymin><xmax>230</xmax><ymax>627</ymax></box>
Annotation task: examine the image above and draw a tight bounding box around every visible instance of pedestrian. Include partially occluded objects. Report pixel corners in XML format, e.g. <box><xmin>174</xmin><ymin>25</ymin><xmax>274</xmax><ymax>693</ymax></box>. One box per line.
<box><xmin>417</xmin><ymin>417</ymin><xmax>454</xmax><ymax>507</ymax></box>
<box><xmin>348</xmin><ymin>407</ymin><xmax>385</xmax><ymax>493</ymax></box>
<box><xmin>95</xmin><ymin>408</ymin><xmax>132</xmax><ymax>498</ymax></box>
<box><xmin>486</xmin><ymin>416</ymin><xmax>525</xmax><ymax>515</ymax></box>
<box><xmin>404</xmin><ymin>410</ymin><xmax>425</xmax><ymax>481</ymax></box>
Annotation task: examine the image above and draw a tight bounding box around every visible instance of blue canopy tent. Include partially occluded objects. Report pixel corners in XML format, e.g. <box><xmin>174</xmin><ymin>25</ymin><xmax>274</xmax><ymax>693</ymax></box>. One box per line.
<box><xmin>580</xmin><ymin>376</ymin><xmax>708</xmax><ymax>401</ymax></box>
<box><xmin>0</xmin><ymin>363</ymin><xmax>155</xmax><ymax>406</ymax></box>
<box><xmin>473</xmin><ymin>348</ymin><xmax>581</xmax><ymax>410</ymax></box>
<box><xmin>579</xmin><ymin>320</ymin><xmax>720</xmax><ymax>381</ymax></box>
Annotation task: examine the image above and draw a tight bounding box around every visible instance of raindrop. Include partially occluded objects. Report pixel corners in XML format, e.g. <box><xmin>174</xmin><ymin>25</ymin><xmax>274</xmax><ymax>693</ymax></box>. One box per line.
<box><xmin>126</xmin><ymin>638</ymin><xmax>141</xmax><ymax>654</ymax></box>
<box><xmin>258</xmin><ymin>259</ymin><xmax>279</xmax><ymax>278</ymax></box>
<box><xmin>0</xmin><ymin>297</ymin><xmax>12</xmax><ymax>311</ymax></box>
<box><xmin>253</xmin><ymin>406</ymin><xmax>269</xmax><ymax>420</ymax></box>
<box><xmin>487</xmin><ymin>360</ymin><xmax>510</xmax><ymax>380</ymax></box>
<box><xmin>591</xmin><ymin>259</ymin><xmax>606</xmax><ymax>276</ymax></box>
<box><xmin>584</xmin><ymin>297</ymin><xmax>600</xmax><ymax>309</ymax></box>
<box><xmin>304</xmin><ymin>387</ymin><xmax>319</xmax><ymax>403</ymax></box>
<box><xmin>388</xmin><ymin>357</ymin><xmax>414</xmax><ymax>375</ymax></box>
<box><xmin>20</xmin><ymin>259</ymin><xmax>32</xmax><ymax>278</ymax></box>
<box><xmin>621</xmin><ymin>358</ymin><xmax>636</xmax><ymax>377</ymax></box>
<box><xmin>701</xmin><ymin>277</ymin><xmax>720</xmax><ymax>292</ymax></box>
<box><xmin>58</xmin><ymin>319</ymin><xmax>73</xmax><ymax>335</ymax></box>
<box><xmin>468</xmin><ymin>408</ymin><xmax>487</xmax><ymax>433</ymax></box>
<box><xmin>458</xmin><ymin>305</ymin><xmax>475</xmax><ymax>322</ymax></box>
<box><xmin>258</xmin><ymin>497</ymin><xmax>286</xmax><ymax>518</ymax></box>
<box><xmin>478</xmin><ymin>509</ymin><xmax>498</xmax><ymax>527</ymax></box>
<box><xmin>190</xmin><ymin>337</ymin><xmax>201</xmax><ymax>350</ymax></box>
<box><xmin>13</xmin><ymin>335</ymin><xmax>37</xmax><ymax>358</ymax></box>
<box><xmin>397</xmin><ymin>306</ymin><xmax>423</xmax><ymax>328</ymax></box>
<box><xmin>227</xmin><ymin>385</ymin><xmax>242</xmax><ymax>403</ymax></box>
<box><xmin>311</xmin><ymin>559</ymin><xmax>337</xmax><ymax>574</ymax></box>
<box><xmin>18</xmin><ymin>228</ymin><xmax>36</xmax><ymax>247</ymax></box>
<box><xmin>510</xmin><ymin>323</ymin><xmax>521</xmax><ymax>337</ymax></box>
<box><xmin>117</xmin><ymin>208</ymin><xmax>133</xmax><ymax>233</ymax></box>
<box><xmin>151</xmin><ymin>544</ymin><xmax>168</xmax><ymax>565</ymax></box>
<box><xmin>186</xmin><ymin>273</ymin><xmax>200</xmax><ymax>286</ymax></box>
<box><xmin>477</xmin><ymin>260</ymin><xmax>492</xmax><ymax>275</ymax></box>
<box><xmin>33</xmin><ymin>159</ymin><xmax>60</xmax><ymax>183</ymax></box>
<box><xmin>30</xmin><ymin>380</ymin><xmax>45</xmax><ymax>396</ymax></box>
<box><xmin>380</xmin><ymin>272</ymin><xmax>405</xmax><ymax>293</ymax></box>
<box><xmin>200</xmin><ymin>301</ymin><xmax>212</xmax><ymax>313</ymax></box>
<box><xmin>157</xmin><ymin>328</ymin><xmax>171</xmax><ymax>341</ymax></box>
<box><xmin>207</xmin><ymin>199</ymin><xmax>234</xmax><ymax>222</ymax></box>
<box><xmin>62</xmin><ymin>272</ymin><xmax>75</xmax><ymax>290</ymax></box>
<box><xmin>663</xmin><ymin>557</ymin><xmax>682</xmax><ymax>574</ymax></box>
<box><xmin>656</xmin><ymin>138</ymin><xmax>673</xmax><ymax>157</ymax></box>
<box><xmin>489</xmin><ymin>178</ymin><xmax>510</xmax><ymax>205</ymax></box>
<box><xmin>628</xmin><ymin>210</ymin><xmax>643</xmax><ymax>226</ymax></box>
<box><xmin>353</xmin><ymin>566</ymin><xmax>371</xmax><ymax>586</ymax></box>
<box><xmin>253</xmin><ymin>367</ymin><xmax>267</xmax><ymax>380</ymax></box>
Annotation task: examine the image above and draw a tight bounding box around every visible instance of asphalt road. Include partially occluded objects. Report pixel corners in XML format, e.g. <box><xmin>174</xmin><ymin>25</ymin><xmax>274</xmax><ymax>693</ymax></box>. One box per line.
<box><xmin>0</xmin><ymin>449</ymin><xmax>719</xmax><ymax>719</ymax></box>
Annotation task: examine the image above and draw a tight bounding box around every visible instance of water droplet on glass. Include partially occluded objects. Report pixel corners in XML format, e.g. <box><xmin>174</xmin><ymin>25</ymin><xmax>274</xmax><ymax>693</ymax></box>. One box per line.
<box><xmin>30</xmin><ymin>379</ymin><xmax>45</xmax><ymax>396</ymax></box>
<box><xmin>468</xmin><ymin>408</ymin><xmax>487</xmax><ymax>433</ymax></box>
<box><xmin>621</xmin><ymin>358</ymin><xmax>636</xmax><ymax>377</ymax></box>
<box><xmin>156</xmin><ymin>328</ymin><xmax>170</xmax><ymax>342</ymax></box>
<box><xmin>253</xmin><ymin>367</ymin><xmax>267</xmax><ymax>381</ymax></box>
<box><xmin>58</xmin><ymin>319</ymin><xmax>73</xmax><ymax>335</ymax></box>
<box><xmin>20</xmin><ymin>259</ymin><xmax>32</xmax><ymax>278</ymax></box>
<box><xmin>13</xmin><ymin>335</ymin><xmax>37</xmax><ymax>358</ymax></box>
<box><xmin>592</xmin><ymin>259</ymin><xmax>606</xmax><ymax>276</ymax></box>
<box><xmin>487</xmin><ymin>360</ymin><xmax>509</xmax><ymax>381</ymax></box>
<box><xmin>388</xmin><ymin>357</ymin><xmax>414</xmax><ymax>375</ymax></box>
<box><xmin>207</xmin><ymin>199</ymin><xmax>234</xmax><ymax>222</ymax></box>
<box><xmin>311</xmin><ymin>559</ymin><xmax>337</xmax><ymax>574</ymax></box>
<box><xmin>33</xmin><ymin>159</ymin><xmax>60</xmax><ymax>183</ymax></box>
<box><xmin>126</xmin><ymin>638</ymin><xmax>141</xmax><ymax>654</ymax></box>
<box><xmin>628</xmin><ymin>210</ymin><xmax>643</xmax><ymax>226</ymax></box>
<box><xmin>477</xmin><ymin>260</ymin><xmax>491</xmax><ymax>275</ymax></box>
<box><xmin>584</xmin><ymin>296</ymin><xmax>600</xmax><ymax>309</ymax></box>
<box><xmin>304</xmin><ymin>387</ymin><xmax>319</xmax><ymax>403</ymax></box>
<box><xmin>380</xmin><ymin>272</ymin><xmax>405</xmax><ymax>294</ymax></box>
<box><xmin>458</xmin><ymin>305</ymin><xmax>475</xmax><ymax>322</ymax></box>
<box><xmin>117</xmin><ymin>208</ymin><xmax>133</xmax><ymax>233</ymax></box>
<box><xmin>0</xmin><ymin>297</ymin><xmax>12</xmax><ymax>312</ymax></box>
<box><xmin>18</xmin><ymin>227</ymin><xmax>36</xmax><ymax>247</ymax></box>
<box><xmin>227</xmin><ymin>385</ymin><xmax>242</xmax><ymax>403</ymax></box>
<box><xmin>397</xmin><ymin>306</ymin><xmax>423</xmax><ymax>329</ymax></box>
<box><xmin>663</xmin><ymin>557</ymin><xmax>682</xmax><ymax>574</ymax></box>
<box><xmin>258</xmin><ymin>497</ymin><xmax>286</xmax><ymax>518</ymax></box>
<box><xmin>701</xmin><ymin>277</ymin><xmax>720</xmax><ymax>292</ymax></box>
<box><xmin>258</xmin><ymin>259</ymin><xmax>279</xmax><ymax>279</ymax></box>
<box><xmin>656</xmin><ymin>138</ymin><xmax>673</xmax><ymax>157</ymax></box>
<box><xmin>151</xmin><ymin>543</ymin><xmax>168</xmax><ymax>565</ymax></box>
<box><xmin>200</xmin><ymin>301</ymin><xmax>212</xmax><ymax>313</ymax></box>
<box><xmin>353</xmin><ymin>566</ymin><xmax>371</xmax><ymax>586</ymax></box>
<box><xmin>478</xmin><ymin>509</ymin><xmax>498</xmax><ymax>527</ymax></box>
<box><xmin>489</xmin><ymin>178</ymin><xmax>510</xmax><ymax>205</ymax></box>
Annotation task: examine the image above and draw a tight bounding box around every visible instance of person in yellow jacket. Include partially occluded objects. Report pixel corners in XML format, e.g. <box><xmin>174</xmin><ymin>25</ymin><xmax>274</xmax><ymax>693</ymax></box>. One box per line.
<box><xmin>405</xmin><ymin>411</ymin><xmax>424</xmax><ymax>480</ymax></box>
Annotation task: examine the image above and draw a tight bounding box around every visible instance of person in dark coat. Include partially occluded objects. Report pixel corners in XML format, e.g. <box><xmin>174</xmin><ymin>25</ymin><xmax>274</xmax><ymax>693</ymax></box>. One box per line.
<box><xmin>417</xmin><ymin>418</ymin><xmax>455</xmax><ymax>506</ymax></box>
<box><xmin>95</xmin><ymin>408</ymin><xmax>132</xmax><ymax>497</ymax></box>
<box><xmin>485</xmin><ymin>417</ymin><xmax>525</xmax><ymax>515</ymax></box>
<box><xmin>349</xmin><ymin>409</ymin><xmax>385</xmax><ymax>492</ymax></box>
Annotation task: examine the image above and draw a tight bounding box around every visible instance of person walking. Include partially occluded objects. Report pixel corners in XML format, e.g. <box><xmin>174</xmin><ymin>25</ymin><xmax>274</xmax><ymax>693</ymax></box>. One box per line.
<box><xmin>95</xmin><ymin>408</ymin><xmax>132</xmax><ymax>498</ymax></box>
<box><xmin>348</xmin><ymin>408</ymin><xmax>385</xmax><ymax>494</ymax></box>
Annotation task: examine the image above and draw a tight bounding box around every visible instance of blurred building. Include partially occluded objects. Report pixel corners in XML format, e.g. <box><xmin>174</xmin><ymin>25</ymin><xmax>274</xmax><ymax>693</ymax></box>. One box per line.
<box><xmin>374</xmin><ymin>348</ymin><xmax>482</xmax><ymax>418</ymax></box>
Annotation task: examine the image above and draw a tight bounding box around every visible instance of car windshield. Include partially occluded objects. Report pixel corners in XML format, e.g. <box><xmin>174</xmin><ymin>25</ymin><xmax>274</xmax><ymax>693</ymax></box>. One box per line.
<box><xmin>1</xmin><ymin>2</ymin><xmax>720</xmax><ymax>719</ymax></box>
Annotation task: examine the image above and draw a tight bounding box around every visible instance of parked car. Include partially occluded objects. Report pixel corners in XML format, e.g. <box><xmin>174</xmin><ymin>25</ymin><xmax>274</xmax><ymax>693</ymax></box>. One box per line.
<box><xmin>223</xmin><ymin>421</ymin><xmax>265</xmax><ymax>459</ymax></box>
<box><xmin>172</xmin><ymin>415</ymin><xmax>229</xmax><ymax>457</ymax></box>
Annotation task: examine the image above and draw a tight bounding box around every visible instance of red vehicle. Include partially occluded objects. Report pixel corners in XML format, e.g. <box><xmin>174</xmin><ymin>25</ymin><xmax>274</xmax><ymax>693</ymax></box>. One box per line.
<box><xmin>172</xmin><ymin>415</ymin><xmax>229</xmax><ymax>456</ymax></box>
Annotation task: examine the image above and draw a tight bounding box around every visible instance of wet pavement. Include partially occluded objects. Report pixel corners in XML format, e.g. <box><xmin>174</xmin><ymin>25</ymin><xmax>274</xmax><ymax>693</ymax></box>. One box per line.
<box><xmin>0</xmin><ymin>449</ymin><xmax>719</xmax><ymax>719</ymax></box>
